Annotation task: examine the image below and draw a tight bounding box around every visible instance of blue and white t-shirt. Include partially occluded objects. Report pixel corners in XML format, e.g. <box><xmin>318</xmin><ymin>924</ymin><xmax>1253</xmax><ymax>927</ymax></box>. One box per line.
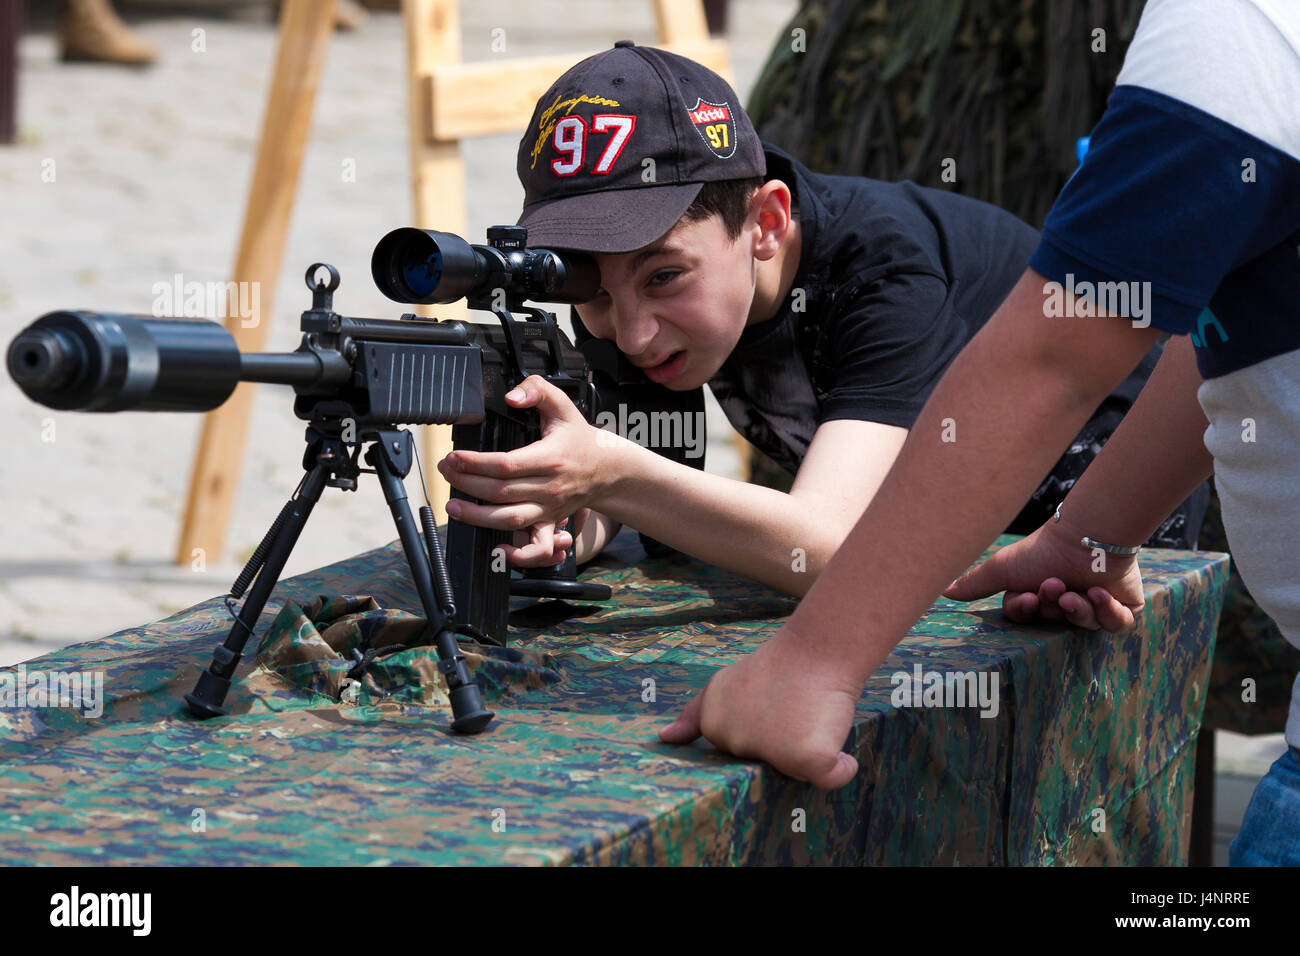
<box><xmin>1029</xmin><ymin>0</ymin><xmax>1300</xmax><ymax>748</ymax></box>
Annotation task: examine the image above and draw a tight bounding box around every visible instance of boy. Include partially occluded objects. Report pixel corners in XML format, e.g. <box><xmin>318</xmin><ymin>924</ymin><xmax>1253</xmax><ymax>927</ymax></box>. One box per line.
<box><xmin>437</xmin><ymin>40</ymin><xmax>1202</xmax><ymax>597</ymax></box>
<box><xmin>656</xmin><ymin>0</ymin><xmax>1300</xmax><ymax>865</ymax></box>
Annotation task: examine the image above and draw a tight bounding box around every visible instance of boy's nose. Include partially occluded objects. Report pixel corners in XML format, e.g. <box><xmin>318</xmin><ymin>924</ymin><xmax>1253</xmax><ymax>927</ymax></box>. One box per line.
<box><xmin>612</xmin><ymin>304</ymin><xmax>661</xmax><ymax>358</ymax></box>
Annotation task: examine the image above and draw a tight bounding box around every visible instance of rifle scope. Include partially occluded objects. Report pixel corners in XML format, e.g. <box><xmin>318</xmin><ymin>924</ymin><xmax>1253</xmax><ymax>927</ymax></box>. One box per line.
<box><xmin>370</xmin><ymin>225</ymin><xmax>600</xmax><ymax>305</ymax></box>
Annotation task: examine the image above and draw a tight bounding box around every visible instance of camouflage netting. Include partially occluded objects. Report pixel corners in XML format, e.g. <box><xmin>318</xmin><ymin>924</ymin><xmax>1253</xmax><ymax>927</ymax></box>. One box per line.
<box><xmin>746</xmin><ymin>0</ymin><xmax>1145</xmax><ymax>226</ymax></box>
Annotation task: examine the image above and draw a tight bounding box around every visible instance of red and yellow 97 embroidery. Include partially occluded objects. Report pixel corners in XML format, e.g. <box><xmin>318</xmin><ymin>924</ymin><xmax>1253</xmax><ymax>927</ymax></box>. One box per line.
<box><xmin>549</xmin><ymin>113</ymin><xmax>637</xmax><ymax>177</ymax></box>
<box><xmin>687</xmin><ymin>99</ymin><xmax>737</xmax><ymax>159</ymax></box>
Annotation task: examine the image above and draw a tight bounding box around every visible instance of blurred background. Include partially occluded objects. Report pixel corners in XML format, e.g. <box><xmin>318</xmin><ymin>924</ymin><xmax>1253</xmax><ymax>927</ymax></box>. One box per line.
<box><xmin>0</xmin><ymin>0</ymin><xmax>1292</xmax><ymax>864</ymax></box>
<box><xmin>0</xmin><ymin>0</ymin><xmax>790</xmax><ymax>662</ymax></box>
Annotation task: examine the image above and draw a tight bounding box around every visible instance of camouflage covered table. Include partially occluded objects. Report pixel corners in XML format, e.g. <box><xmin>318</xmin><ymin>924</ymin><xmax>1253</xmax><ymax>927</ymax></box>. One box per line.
<box><xmin>0</xmin><ymin>531</ymin><xmax>1227</xmax><ymax>865</ymax></box>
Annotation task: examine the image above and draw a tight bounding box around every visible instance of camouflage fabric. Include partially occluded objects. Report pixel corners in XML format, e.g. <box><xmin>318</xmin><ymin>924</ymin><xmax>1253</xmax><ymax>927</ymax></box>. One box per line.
<box><xmin>0</xmin><ymin>531</ymin><xmax>1227</xmax><ymax>865</ymax></box>
<box><xmin>1198</xmin><ymin>480</ymin><xmax>1300</xmax><ymax>734</ymax></box>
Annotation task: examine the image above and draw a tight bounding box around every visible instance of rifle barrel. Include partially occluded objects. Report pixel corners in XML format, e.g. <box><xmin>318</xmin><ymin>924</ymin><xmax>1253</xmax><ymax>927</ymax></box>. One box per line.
<box><xmin>238</xmin><ymin>351</ymin><xmax>334</xmax><ymax>387</ymax></box>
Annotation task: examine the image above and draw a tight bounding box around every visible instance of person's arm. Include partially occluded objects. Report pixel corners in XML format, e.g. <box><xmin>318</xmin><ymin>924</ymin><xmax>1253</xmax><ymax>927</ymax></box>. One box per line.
<box><xmin>1050</xmin><ymin>334</ymin><xmax>1213</xmax><ymax>544</ymax></box>
<box><xmin>657</xmin><ymin>270</ymin><xmax>1165</xmax><ymax>787</ymax></box>
<box><xmin>763</xmin><ymin>270</ymin><xmax>1165</xmax><ymax>681</ymax></box>
<box><xmin>572</xmin><ymin>508</ymin><xmax>620</xmax><ymax>562</ymax></box>
<box><xmin>439</xmin><ymin>382</ymin><xmax>909</xmax><ymax>596</ymax></box>
<box><xmin>589</xmin><ymin>417</ymin><xmax>907</xmax><ymax>595</ymax></box>
<box><xmin>943</xmin><ymin>331</ymin><xmax>1213</xmax><ymax>629</ymax></box>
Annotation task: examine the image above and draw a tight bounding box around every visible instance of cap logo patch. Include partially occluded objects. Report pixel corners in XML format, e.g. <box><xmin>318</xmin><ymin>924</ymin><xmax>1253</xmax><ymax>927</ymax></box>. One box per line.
<box><xmin>530</xmin><ymin>92</ymin><xmax>622</xmax><ymax>169</ymax></box>
<box><xmin>686</xmin><ymin>98</ymin><xmax>736</xmax><ymax>158</ymax></box>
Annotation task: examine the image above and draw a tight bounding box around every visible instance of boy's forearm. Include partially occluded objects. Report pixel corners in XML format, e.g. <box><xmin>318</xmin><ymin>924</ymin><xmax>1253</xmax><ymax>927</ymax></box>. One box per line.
<box><xmin>777</xmin><ymin>271</ymin><xmax>1165</xmax><ymax>684</ymax></box>
<box><xmin>572</xmin><ymin>510</ymin><xmax>620</xmax><ymax>564</ymax></box>
<box><xmin>591</xmin><ymin>444</ymin><xmax>841</xmax><ymax>596</ymax></box>
<box><xmin>1054</xmin><ymin>334</ymin><xmax>1214</xmax><ymax>546</ymax></box>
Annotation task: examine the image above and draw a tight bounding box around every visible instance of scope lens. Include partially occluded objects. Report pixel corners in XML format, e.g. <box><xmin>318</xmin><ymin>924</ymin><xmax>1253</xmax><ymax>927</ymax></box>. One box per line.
<box><xmin>372</xmin><ymin>228</ymin><xmax>483</xmax><ymax>304</ymax></box>
<box><xmin>401</xmin><ymin>241</ymin><xmax>443</xmax><ymax>299</ymax></box>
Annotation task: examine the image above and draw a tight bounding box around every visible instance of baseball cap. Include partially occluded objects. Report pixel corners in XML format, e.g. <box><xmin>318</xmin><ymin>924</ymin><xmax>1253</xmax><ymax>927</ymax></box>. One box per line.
<box><xmin>516</xmin><ymin>40</ymin><xmax>766</xmax><ymax>254</ymax></box>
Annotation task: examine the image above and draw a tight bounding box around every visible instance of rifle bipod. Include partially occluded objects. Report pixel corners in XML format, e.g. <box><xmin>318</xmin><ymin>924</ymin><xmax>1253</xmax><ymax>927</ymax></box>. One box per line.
<box><xmin>184</xmin><ymin>424</ymin><xmax>495</xmax><ymax>733</ymax></box>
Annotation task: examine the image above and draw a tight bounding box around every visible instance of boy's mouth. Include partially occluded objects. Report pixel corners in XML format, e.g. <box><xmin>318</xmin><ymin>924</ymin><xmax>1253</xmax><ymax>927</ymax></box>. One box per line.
<box><xmin>643</xmin><ymin>350</ymin><xmax>688</xmax><ymax>385</ymax></box>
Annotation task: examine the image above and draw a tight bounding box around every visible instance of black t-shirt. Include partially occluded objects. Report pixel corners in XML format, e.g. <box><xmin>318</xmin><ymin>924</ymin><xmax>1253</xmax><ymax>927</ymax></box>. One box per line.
<box><xmin>707</xmin><ymin>143</ymin><xmax>1043</xmax><ymax>474</ymax></box>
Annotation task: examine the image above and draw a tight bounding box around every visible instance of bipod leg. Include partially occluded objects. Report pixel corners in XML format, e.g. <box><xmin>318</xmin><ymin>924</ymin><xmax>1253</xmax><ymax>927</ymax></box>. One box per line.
<box><xmin>184</xmin><ymin>459</ymin><xmax>331</xmax><ymax>719</ymax></box>
<box><xmin>367</xmin><ymin>430</ymin><xmax>494</xmax><ymax>734</ymax></box>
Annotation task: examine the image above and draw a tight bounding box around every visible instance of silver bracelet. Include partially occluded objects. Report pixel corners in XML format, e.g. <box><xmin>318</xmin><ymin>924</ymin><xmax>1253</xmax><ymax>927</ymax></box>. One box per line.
<box><xmin>1053</xmin><ymin>502</ymin><xmax>1142</xmax><ymax>555</ymax></box>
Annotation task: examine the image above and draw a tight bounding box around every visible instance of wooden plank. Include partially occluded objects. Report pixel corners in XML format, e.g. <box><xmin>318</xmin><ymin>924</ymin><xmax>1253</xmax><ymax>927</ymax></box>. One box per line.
<box><xmin>175</xmin><ymin>0</ymin><xmax>336</xmax><ymax>565</ymax></box>
<box><xmin>653</xmin><ymin>0</ymin><xmax>711</xmax><ymax>45</ymax></box>
<box><xmin>404</xmin><ymin>0</ymin><xmax>461</xmax><ymax>520</ymax></box>
<box><xmin>424</xmin><ymin>40</ymin><xmax>731</xmax><ymax>142</ymax></box>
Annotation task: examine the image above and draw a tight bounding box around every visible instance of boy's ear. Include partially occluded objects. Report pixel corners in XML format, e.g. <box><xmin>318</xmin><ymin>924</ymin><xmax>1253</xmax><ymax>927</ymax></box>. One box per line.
<box><xmin>750</xmin><ymin>180</ymin><xmax>794</xmax><ymax>261</ymax></box>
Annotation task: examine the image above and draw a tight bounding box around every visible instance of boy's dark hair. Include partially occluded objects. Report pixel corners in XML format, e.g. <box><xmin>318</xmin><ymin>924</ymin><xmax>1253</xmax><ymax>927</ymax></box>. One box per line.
<box><xmin>679</xmin><ymin>176</ymin><xmax>767</xmax><ymax>240</ymax></box>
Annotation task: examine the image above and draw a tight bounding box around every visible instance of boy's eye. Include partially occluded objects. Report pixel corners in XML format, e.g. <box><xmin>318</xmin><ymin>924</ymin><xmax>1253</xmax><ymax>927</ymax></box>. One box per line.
<box><xmin>648</xmin><ymin>270</ymin><xmax>681</xmax><ymax>287</ymax></box>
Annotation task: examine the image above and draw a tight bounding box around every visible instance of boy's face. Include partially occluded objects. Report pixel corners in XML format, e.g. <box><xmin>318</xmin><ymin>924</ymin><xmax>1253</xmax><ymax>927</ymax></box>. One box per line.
<box><xmin>572</xmin><ymin>182</ymin><xmax>793</xmax><ymax>390</ymax></box>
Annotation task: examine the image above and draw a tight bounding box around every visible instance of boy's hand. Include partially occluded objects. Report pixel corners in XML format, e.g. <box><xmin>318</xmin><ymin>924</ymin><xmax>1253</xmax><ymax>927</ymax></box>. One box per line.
<box><xmin>658</xmin><ymin>632</ymin><xmax>861</xmax><ymax>790</ymax></box>
<box><xmin>499</xmin><ymin>508</ymin><xmax>593</xmax><ymax>568</ymax></box>
<box><xmin>502</xmin><ymin>519</ymin><xmax>573</xmax><ymax>568</ymax></box>
<box><xmin>436</xmin><ymin>375</ymin><xmax>609</xmax><ymax>531</ymax></box>
<box><xmin>943</xmin><ymin>519</ymin><xmax>1146</xmax><ymax>631</ymax></box>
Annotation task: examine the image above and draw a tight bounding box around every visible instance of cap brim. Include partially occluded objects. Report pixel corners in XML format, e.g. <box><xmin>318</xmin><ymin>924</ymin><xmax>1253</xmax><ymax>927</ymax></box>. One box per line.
<box><xmin>516</xmin><ymin>182</ymin><xmax>704</xmax><ymax>253</ymax></box>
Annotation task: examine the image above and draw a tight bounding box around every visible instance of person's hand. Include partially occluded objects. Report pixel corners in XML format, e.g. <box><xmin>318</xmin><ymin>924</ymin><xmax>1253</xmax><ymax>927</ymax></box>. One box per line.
<box><xmin>503</xmin><ymin>519</ymin><xmax>572</xmax><ymax>569</ymax></box>
<box><xmin>436</xmin><ymin>376</ymin><xmax>608</xmax><ymax>531</ymax></box>
<box><xmin>499</xmin><ymin>508</ymin><xmax>593</xmax><ymax>569</ymax></box>
<box><xmin>658</xmin><ymin>631</ymin><xmax>862</xmax><ymax>789</ymax></box>
<box><xmin>943</xmin><ymin>517</ymin><xmax>1146</xmax><ymax>631</ymax></box>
